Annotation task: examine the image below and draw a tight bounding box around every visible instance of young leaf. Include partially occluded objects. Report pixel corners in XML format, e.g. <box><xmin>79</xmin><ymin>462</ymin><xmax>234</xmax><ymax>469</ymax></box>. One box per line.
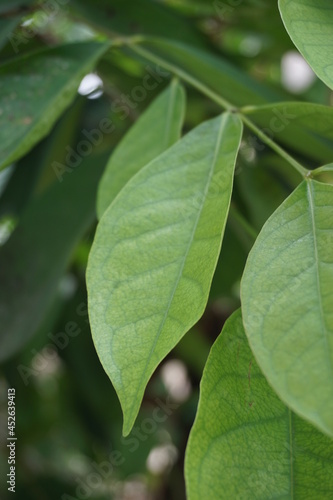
<box><xmin>185</xmin><ymin>310</ymin><xmax>333</xmax><ymax>499</ymax></box>
<box><xmin>0</xmin><ymin>152</ymin><xmax>108</xmax><ymax>362</ymax></box>
<box><xmin>87</xmin><ymin>112</ymin><xmax>243</xmax><ymax>435</ymax></box>
<box><xmin>0</xmin><ymin>41</ymin><xmax>109</xmax><ymax>171</ymax></box>
<box><xmin>97</xmin><ymin>80</ymin><xmax>185</xmax><ymax>218</ymax></box>
<box><xmin>241</xmin><ymin>102</ymin><xmax>333</xmax><ymax>164</ymax></box>
<box><xmin>241</xmin><ymin>179</ymin><xmax>333</xmax><ymax>437</ymax></box>
<box><xmin>279</xmin><ymin>0</ymin><xmax>333</xmax><ymax>91</ymax></box>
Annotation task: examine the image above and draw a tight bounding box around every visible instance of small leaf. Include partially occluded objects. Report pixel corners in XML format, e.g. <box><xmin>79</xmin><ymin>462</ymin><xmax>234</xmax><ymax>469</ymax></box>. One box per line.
<box><xmin>279</xmin><ymin>0</ymin><xmax>333</xmax><ymax>90</ymax></box>
<box><xmin>185</xmin><ymin>310</ymin><xmax>333</xmax><ymax>499</ymax></box>
<box><xmin>241</xmin><ymin>179</ymin><xmax>333</xmax><ymax>437</ymax></box>
<box><xmin>242</xmin><ymin>102</ymin><xmax>333</xmax><ymax>164</ymax></box>
<box><xmin>87</xmin><ymin>112</ymin><xmax>243</xmax><ymax>435</ymax></box>
<box><xmin>0</xmin><ymin>41</ymin><xmax>109</xmax><ymax>171</ymax></box>
<box><xmin>97</xmin><ymin>80</ymin><xmax>185</xmax><ymax>218</ymax></box>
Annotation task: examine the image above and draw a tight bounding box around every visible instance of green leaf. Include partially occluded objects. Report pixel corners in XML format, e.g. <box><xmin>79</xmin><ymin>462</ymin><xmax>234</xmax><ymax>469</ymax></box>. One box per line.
<box><xmin>97</xmin><ymin>80</ymin><xmax>185</xmax><ymax>218</ymax></box>
<box><xmin>241</xmin><ymin>179</ymin><xmax>333</xmax><ymax>437</ymax></box>
<box><xmin>0</xmin><ymin>152</ymin><xmax>108</xmax><ymax>362</ymax></box>
<box><xmin>0</xmin><ymin>97</ymin><xmax>85</xmax><ymax>218</ymax></box>
<box><xmin>313</xmin><ymin>163</ymin><xmax>333</xmax><ymax>176</ymax></box>
<box><xmin>87</xmin><ymin>112</ymin><xmax>243</xmax><ymax>435</ymax></box>
<box><xmin>241</xmin><ymin>102</ymin><xmax>333</xmax><ymax>164</ymax></box>
<box><xmin>279</xmin><ymin>0</ymin><xmax>333</xmax><ymax>91</ymax></box>
<box><xmin>130</xmin><ymin>37</ymin><xmax>286</xmax><ymax>107</ymax></box>
<box><xmin>70</xmin><ymin>0</ymin><xmax>203</xmax><ymax>46</ymax></box>
<box><xmin>0</xmin><ymin>41</ymin><xmax>109</xmax><ymax>171</ymax></box>
<box><xmin>0</xmin><ymin>1</ymin><xmax>35</xmax><ymax>14</ymax></box>
<box><xmin>185</xmin><ymin>310</ymin><xmax>333</xmax><ymax>499</ymax></box>
<box><xmin>0</xmin><ymin>17</ymin><xmax>22</xmax><ymax>52</ymax></box>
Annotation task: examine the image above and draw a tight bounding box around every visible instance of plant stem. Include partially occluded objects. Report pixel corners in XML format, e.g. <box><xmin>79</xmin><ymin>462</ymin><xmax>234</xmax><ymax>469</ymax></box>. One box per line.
<box><xmin>128</xmin><ymin>43</ymin><xmax>234</xmax><ymax>111</ymax></box>
<box><xmin>127</xmin><ymin>41</ymin><xmax>309</xmax><ymax>178</ymax></box>
<box><xmin>240</xmin><ymin>115</ymin><xmax>308</xmax><ymax>177</ymax></box>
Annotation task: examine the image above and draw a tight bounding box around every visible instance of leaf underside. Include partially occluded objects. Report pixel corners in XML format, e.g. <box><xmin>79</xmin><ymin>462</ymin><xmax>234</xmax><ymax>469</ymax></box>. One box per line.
<box><xmin>87</xmin><ymin>112</ymin><xmax>243</xmax><ymax>435</ymax></box>
<box><xmin>241</xmin><ymin>179</ymin><xmax>333</xmax><ymax>437</ymax></box>
<box><xmin>185</xmin><ymin>310</ymin><xmax>333</xmax><ymax>499</ymax></box>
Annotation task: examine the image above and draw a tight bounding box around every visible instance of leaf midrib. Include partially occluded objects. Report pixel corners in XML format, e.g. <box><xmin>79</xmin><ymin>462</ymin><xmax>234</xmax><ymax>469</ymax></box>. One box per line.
<box><xmin>126</xmin><ymin>113</ymin><xmax>230</xmax><ymax>426</ymax></box>
<box><xmin>307</xmin><ymin>180</ymin><xmax>333</xmax><ymax>382</ymax></box>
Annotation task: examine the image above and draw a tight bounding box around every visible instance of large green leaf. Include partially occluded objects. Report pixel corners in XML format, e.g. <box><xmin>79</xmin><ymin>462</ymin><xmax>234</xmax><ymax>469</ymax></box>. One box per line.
<box><xmin>129</xmin><ymin>37</ymin><xmax>286</xmax><ymax>107</ymax></box>
<box><xmin>279</xmin><ymin>0</ymin><xmax>333</xmax><ymax>91</ymax></box>
<box><xmin>97</xmin><ymin>80</ymin><xmax>185</xmax><ymax>218</ymax></box>
<box><xmin>0</xmin><ymin>152</ymin><xmax>108</xmax><ymax>362</ymax></box>
<box><xmin>241</xmin><ymin>102</ymin><xmax>333</xmax><ymax>164</ymax></box>
<box><xmin>185</xmin><ymin>310</ymin><xmax>333</xmax><ymax>499</ymax></box>
<box><xmin>241</xmin><ymin>179</ymin><xmax>333</xmax><ymax>437</ymax></box>
<box><xmin>87</xmin><ymin>112</ymin><xmax>243</xmax><ymax>435</ymax></box>
<box><xmin>0</xmin><ymin>41</ymin><xmax>109</xmax><ymax>171</ymax></box>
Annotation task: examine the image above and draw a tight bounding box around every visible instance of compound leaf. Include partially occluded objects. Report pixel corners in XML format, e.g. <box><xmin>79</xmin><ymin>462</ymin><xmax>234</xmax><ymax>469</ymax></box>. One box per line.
<box><xmin>87</xmin><ymin>112</ymin><xmax>243</xmax><ymax>435</ymax></box>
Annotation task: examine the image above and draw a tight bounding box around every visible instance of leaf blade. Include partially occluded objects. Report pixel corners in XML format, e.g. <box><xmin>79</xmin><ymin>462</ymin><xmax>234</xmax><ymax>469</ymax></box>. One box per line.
<box><xmin>0</xmin><ymin>41</ymin><xmax>109</xmax><ymax>171</ymax></box>
<box><xmin>241</xmin><ymin>102</ymin><xmax>333</xmax><ymax>164</ymax></box>
<box><xmin>87</xmin><ymin>112</ymin><xmax>243</xmax><ymax>435</ymax></box>
<box><xmin>279</xmin><ymin>0</ymin><xmax>333</xmax><ymax>91</ymax></box>
<box><xmin>185</xmin><ymin>310</ymin><xmax>333</xmax><ymax>499</ymax></box>
<box><xmin>241</xmin><ymin>179</ymin><xmax>333</xmax><ymax>437</ymax></box>
<box><xmin>97</xmin><ymin>80</ymin><xmax>185</xmax><ymax>218</ymax></box>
